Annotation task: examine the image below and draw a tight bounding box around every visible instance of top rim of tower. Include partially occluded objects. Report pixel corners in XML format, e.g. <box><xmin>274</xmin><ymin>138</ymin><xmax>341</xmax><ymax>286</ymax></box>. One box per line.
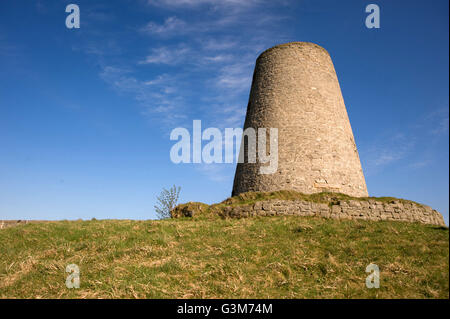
<box><xmin>256</xmin><ymin>42</ymin><xmax>330</xmax><ymax>60</ymax></box>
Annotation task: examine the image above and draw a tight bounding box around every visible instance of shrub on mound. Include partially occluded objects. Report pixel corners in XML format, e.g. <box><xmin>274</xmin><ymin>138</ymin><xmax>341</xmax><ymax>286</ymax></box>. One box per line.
<box><xmin>170</xmin><ymin>202</ymin><xmax>209</xmax><ymax>218</ymax></box>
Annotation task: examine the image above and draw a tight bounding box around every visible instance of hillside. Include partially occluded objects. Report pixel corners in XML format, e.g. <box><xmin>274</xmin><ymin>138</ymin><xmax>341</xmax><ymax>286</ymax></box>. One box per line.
<box><xmin>0</xmin><ymin>215</ymin><xmax>448</xmax><ymax>298</ymax></box>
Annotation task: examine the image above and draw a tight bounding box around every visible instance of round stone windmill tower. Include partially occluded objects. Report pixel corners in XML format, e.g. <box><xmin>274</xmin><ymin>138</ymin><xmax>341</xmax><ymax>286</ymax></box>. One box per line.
<box><xmin>232</xmin><ymin>42</ymin><xmax>368</xmax><ymax>197</ymax></box>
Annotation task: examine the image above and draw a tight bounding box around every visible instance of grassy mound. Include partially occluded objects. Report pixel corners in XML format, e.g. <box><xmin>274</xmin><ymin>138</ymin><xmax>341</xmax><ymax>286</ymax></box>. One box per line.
<box><xmin>217</xmin><ymin>190</ymin><xmax>422</xmax><ymax>206</ymax></box>
<box><xmin>0</xmin><ymin>216</ymin><xmax>448</xmax><ymax>298</ymax></box>
<box><xmin>171</xmin><ymin>190</ymin><xmax>426</xmax><ymax>218</ymax></box>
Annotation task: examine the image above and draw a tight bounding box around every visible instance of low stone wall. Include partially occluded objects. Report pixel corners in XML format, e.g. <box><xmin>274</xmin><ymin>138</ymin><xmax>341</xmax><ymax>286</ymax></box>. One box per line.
<box><xmin>217</xmin><ymin>199</ymin><xmax>446</xmax><ymax>226</ymax></box>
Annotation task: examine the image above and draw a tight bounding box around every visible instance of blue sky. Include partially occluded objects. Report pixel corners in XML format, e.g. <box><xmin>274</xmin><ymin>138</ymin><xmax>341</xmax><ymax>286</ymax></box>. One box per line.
<box><xmin>0</xmin><ymin>0</ymin><xmax>448</xmax><ymax>223</ymax></box>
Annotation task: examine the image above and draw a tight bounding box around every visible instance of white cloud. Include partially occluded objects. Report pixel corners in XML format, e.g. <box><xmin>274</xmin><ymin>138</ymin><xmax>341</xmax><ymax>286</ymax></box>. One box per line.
<box><xmin>141</xmin><ymin>16</ymin><xmax>187</xmax><ymax>36</ymax></box>
<box><xmin>139</xmin><ymin>45</ymin><xmax>190</xmax><ymax>65</ymax></box>
<box><xmin>144</xmin><ymin>73</ymin><xmax>176</xmax><ymax>86</ymax></box>
<box><xmin>416</xmin><ymin>106</ymin><xmax>450</xmax><ymax>136</ymax></box>
<box><xmin>204</xmin><ymin>54</ymin><xmax>234</xmax><ymax>63</ymax></box>
<box><xmin>216</xmin><ymin>61</ymin><xmax>253</xmax><ymax>90</ymax></box>
<box><xmin>373</xmin><ymin>154</ymin><xmax>400</xmax><ymax>166</ymax></box>
<box><xmin>361</xmin><ymin>105</ymin><xmax>449</xmax><ymax>177</ymax></box>
<box><xmin>99</xmin><ymin>66</ymin><xmax>189</xmax><ymax>126</ymax></box>
<box><xmin>217</xmin><ymin>73</ymin><xmax>251</xmax><ymax>89</ymax></box>
<box><xmin>147</xmin><ymin>0</ymin><xmax>262</xmax><ymax>8</ymax></box>
<box><xmin>91</xmin><ymin>0</ymin><xmax>289</xmax><ymax>133</ymax></box>
<box><xmin>360</xmin><ymin>132</ymin><xmax>415</xmax><ymax>176</ymax></box>
<box><xmin>409</xmin><ymin>160</ymin><xmax>432</xmax><ymax>169</ymax></box>
<box><xmin>221</xmin><ymin>106</ymin><xmax>246</xmax><ymax>128</ymax></box>
<box><xmin>143</xmin><ymin>0</ymin><xmax>283</xmax><ymax>33</ymax></box>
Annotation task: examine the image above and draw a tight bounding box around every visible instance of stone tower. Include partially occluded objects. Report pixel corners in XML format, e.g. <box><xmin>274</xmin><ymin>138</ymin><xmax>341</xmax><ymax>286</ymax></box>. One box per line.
<box><xmin>232</xmin><ymin>42</ymin><xmax>368</xmax><ymax>197</ymax></box>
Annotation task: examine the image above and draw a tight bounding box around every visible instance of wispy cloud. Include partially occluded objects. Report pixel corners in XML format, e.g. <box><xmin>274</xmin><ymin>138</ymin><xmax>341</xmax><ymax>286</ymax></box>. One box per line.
<box><xmin>146</xmin><ymin>0</ymin><xmax>262</xmax><ymax>9</ymax></box>
<box><xmin>433</xmin><ymin>118</ymin><xmax>449</xmax><ymax>135</ymax></box>
<box><xmin>144</xmin><ymin>73</ymin><xmax>176</xmax><ymax>86</ymax></box>
<box><xmin>133</xmin><ymin>5</ymin><xmax>284</xmax><ymax>136</ymax></box>
<box><xmin>203</xmin><ymin>54</ymin><xmax>234</xmax><ymax>63</ymax></box>
<box><xmin>216</xmin><ymin>61</ymin><xmax>253</xmax><ymax>90</ymax></box>
<box><xmin>360</xmin><ymin>105</ymin><xmax>449</xmax><ymax>176</ymax></box>
<box><xmin>139</xmin><ymin>44</ymin><xmax>191</xmax><ymax>65</ymax></box>
<box><xmin>360</xmin><ymin>132</ymin><xmax>415</xmax><ymax>176</ymax></box>
<box><xmin>414</xmin><ymin>105</ymin><xmax>450</xmax><ymax>136</ymax></box>
<box><xmin>141</xmin><ymin>16</ymin><xmax>187</xmax><ymax>36</ymax></box>
<box><xmin>70</xmin><ymin>0</ymin><xmax>290</xmax><ymax>154</ymax></box>
<box><xmin>99</xmin><ymin>66</ymin><xmax>189</xmax><ymax>126</ymax></box>
<box><xmin>409</xmin><ymin>160</ymin><xmax>432</xmax><ymax>169</ymax></box>
<box><xmin>428</xmin><ymin>107</ymin><xmax>449</xmax><ymax>136</ymax></box>
<box><xmin>201</xmin><ymin>38</ymin><xmax>237</xmax><ymax>51</ymax></box>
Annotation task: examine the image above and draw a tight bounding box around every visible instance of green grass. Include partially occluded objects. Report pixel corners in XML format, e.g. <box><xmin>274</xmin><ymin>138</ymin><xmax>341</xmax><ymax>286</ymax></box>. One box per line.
<box><xmin>0</xmin><ymin>217</ymin><xmax>448</xmax><ymax>298</ymax></box>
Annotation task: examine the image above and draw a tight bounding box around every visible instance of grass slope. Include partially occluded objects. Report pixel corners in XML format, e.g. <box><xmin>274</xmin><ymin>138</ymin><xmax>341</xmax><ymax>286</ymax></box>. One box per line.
<box><xmin>0</xmin><ymin>217</ymin><xmax>448</xmax><ymax>298</ymax></box>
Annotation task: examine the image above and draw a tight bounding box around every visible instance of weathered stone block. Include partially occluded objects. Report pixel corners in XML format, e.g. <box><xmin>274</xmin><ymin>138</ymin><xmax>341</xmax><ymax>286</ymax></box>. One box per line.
<box><xmin>331</xmin><ymin>205</ymin><xmax>341</xmax><ymax>214</ymax></box>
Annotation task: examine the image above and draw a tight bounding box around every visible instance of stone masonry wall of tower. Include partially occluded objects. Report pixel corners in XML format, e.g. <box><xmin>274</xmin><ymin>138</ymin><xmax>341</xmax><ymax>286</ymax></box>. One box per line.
<box><xmin>232</xmin><ymin>42</ymin><xmax>369</xmax><ymax>197</ymax></box>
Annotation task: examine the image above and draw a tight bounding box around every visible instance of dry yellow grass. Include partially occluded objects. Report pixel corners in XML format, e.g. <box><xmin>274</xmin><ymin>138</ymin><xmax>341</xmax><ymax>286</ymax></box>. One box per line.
<box><xmin>0</xmin><ymin>217</ymin><xmax>448</xmax><ymax>298</ymax></box>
